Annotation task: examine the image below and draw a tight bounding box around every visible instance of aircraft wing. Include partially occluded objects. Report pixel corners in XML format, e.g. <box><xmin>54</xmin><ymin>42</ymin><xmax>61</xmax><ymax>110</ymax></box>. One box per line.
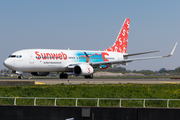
<box><xmin>90</xmin><ymin>42</ymin><xmax>177</xmax><ymax>67</ymax></box>
<box><xmin>123</xmin><ymin>50</ymin><xmax>160</xmax><ymax>57</ymax></box>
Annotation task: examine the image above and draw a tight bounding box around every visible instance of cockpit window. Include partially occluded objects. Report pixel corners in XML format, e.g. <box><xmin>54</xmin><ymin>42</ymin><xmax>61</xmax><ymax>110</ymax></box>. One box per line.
<box><xmin>8</xmin><ymin>55</ymin><xmax>22</xmax><ymax>58</ymax></box>
<box><xmin>8</xmin><ymin>55</ymin><xmax>16</xmax><ymax>58</ymax></box>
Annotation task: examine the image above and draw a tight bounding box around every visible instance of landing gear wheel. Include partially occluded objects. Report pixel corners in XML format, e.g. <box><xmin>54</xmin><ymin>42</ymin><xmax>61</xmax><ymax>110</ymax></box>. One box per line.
<box><xmin>59</xmin><ymin>73</ymin><xmax>68</xmax><ymax>79</ymax></box>
<box><xmin>84</xmin><ymin>76</ymin><xmax>89</xmax><ymax>79</ymax></box>
<box><xmin>84</xmin><ymin>74</ymin><xmax>93</xmax><ymax>79</ymax></box>
<box><xmin>18</xmin><ymin>76</ymin><xmax>23</xmax><ymax>79</ymax></box>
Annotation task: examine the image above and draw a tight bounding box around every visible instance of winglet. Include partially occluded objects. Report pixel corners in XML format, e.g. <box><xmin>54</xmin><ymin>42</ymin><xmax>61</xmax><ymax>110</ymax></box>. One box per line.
<box><xmin>163</xmin><ymin>42</ymin><xmax>177</xmax><ymax>57</ymax></box>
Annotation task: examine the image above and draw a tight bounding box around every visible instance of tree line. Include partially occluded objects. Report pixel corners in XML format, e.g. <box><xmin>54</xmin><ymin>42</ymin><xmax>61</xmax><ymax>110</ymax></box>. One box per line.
<box><xmin>105</xmin><ymin>66</ymin><xmax>180</xmax><ymax>75</ymax></box>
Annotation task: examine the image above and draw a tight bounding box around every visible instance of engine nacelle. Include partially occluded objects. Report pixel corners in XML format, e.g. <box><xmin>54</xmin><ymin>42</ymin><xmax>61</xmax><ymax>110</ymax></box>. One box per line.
<box><xmin>31</xmin><ymin>72</ymin><xmax>50</xmax><ymax>76</ymax></box>
<box><xmin>74</xmin><ymin>64</ymin><xmax>94</xmax><ymax>76</ymax></box>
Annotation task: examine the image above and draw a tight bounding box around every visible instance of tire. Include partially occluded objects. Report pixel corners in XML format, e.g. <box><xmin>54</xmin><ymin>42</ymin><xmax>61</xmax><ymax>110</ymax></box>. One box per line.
<box><xmin>84</xmin><ymin>74</ymin><xmax>93</xmax><ymax>79</ymax></box>
<box><xmin>18</xmin><ymin>76</ymin><xmax>23</xmax><ymax>79</ymax></box>
<box><xmin>59</xmin><ymin>73</ymin><xmax>68</xmax><ymax>79</ymax></box>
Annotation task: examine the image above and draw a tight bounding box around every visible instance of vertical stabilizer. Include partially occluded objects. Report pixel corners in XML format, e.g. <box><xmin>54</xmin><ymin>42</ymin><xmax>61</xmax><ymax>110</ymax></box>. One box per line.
<box><xmin>104</xmin><ymin>18</ymin><xmax>130</xmax><ymax>53</ymax></box>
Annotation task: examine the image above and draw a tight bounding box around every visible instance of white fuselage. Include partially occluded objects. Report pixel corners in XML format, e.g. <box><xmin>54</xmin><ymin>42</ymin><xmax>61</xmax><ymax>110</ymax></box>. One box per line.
<box><xmin>4</xmin><ymin>49</ymin><xmax>124</xmax><ymax>72</ymax></box>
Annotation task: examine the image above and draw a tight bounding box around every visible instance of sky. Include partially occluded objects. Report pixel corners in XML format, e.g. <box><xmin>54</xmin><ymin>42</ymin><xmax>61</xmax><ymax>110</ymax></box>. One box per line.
<box><xmin>0</xmin><ymin>0</ymin><xmax>180</xmax><ymax>71</ymax></box>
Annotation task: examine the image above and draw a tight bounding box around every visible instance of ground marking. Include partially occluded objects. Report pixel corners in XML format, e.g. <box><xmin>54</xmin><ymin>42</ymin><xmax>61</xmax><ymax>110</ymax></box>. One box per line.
<box><xmin>35</xmin><ymin>82</ymin><xmax>46</xmax><ymax>85</ymax></box>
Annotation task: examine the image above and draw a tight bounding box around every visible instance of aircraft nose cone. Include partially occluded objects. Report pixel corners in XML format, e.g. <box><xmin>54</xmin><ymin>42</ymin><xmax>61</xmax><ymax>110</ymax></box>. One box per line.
<box><xmin>3</xmin><ymin>60</ymin><xmax>8</xmax><ymax>67</ymax></box>
<box><xmin>3</xmin><ymin>59</ymin><xmax>12</xmax><ymax>69</ymax></box>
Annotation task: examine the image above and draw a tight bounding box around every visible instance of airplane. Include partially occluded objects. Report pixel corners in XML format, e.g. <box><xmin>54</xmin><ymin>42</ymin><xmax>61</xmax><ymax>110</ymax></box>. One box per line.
<box><xmin>3</xmin><ymin>18</ymin><xmax>177</xmax><ymax>79</ymax></box>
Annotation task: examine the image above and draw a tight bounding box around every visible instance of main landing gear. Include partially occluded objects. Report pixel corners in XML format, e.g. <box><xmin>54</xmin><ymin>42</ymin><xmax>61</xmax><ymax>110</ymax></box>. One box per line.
<box><xmin>18</xmin><ymin>75</ymin><xmax>23</xmax><ymax>79</ymax></box>
<box><xmin>59</xmin><ymin>72</ymin><xmax>68</xmax><ymax>79</ymax></box>
<box><xmin>59</xmin><ymin>73</ymin><xmax>93</xmax><ymax>79</ymax></box>
<box><xmin>84</xmin><ymin>74</ymin><xmax>93</xmax><ymax>79</ymax></box>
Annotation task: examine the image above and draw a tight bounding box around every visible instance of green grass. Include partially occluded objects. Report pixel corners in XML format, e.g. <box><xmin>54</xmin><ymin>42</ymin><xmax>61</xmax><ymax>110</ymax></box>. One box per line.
<box><xmin>0</xmin><ymin>83</ymin><xmax>180</xmax><ymax>107</ymax></box>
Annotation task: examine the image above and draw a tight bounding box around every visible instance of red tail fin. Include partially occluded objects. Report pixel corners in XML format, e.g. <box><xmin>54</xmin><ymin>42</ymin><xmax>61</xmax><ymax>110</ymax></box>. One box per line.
<box><xmin>104</xmin><ymin>18</ymin><xmax>130</xmax><ymax>53</ymax></box>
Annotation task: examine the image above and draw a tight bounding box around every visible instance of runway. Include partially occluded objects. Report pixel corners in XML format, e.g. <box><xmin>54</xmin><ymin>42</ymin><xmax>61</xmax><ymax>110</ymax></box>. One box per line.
<box><xmin>1</xmin><ymin>78</ymin><xmax>180</xmax><ymax>85</ymax></box>
<box><xmin>21</xmin><ymin>78</ymin><xmax>180</xmax><ymax>85</ymax></box>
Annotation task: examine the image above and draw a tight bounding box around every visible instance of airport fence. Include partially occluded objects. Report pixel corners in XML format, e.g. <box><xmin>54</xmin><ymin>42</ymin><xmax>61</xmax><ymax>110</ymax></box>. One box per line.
<box><xmin>0</xmin><ymin>97</ymin><xmax>180</xmax><ymax>108</ymax></box>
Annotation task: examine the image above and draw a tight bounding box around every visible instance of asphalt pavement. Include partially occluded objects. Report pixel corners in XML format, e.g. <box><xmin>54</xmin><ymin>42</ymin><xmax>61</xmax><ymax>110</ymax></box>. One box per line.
<box><xmin>1</xmin><ymin>78</ymin><xmax>180</xmax><ymax>85</ymax></box>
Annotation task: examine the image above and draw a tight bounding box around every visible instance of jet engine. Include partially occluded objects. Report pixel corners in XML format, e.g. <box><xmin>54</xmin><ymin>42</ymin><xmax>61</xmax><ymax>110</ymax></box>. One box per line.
<box><xmin>31</xmin><ymin>72</ymin><xmax>50</xmax><ymax>76</ymax></box>
<box><xmin>74</xmin><ymin>64</ymin><xmax>94</xmax><ymax>75</ymax></box>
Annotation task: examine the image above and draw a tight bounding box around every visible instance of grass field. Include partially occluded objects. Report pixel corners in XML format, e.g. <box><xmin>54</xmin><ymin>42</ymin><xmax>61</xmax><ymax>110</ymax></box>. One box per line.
<box><xmin>0</xmin><ymin>83</ymin><xmax>180</xmax><ymax>107</ymax></box>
